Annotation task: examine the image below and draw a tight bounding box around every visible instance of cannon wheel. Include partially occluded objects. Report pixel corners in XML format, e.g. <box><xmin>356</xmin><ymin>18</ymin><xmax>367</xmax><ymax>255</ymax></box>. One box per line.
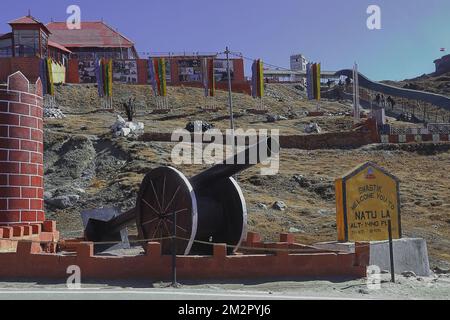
<box><xmin>135</xmin><ymin>167</ymin><xmax>197</xmax><ymax>255</ymax></box>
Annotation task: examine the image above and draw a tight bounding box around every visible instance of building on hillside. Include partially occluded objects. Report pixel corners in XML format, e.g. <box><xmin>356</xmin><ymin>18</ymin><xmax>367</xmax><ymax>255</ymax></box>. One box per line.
<box><xmin>46</xmin><ymin>21</ymin><xmax>139</xmax><ymax>60</ymax></box>
<box><xmin>147</xmin><ymin>52</ymin><xmax>248</xmax><ymax>93</ymax></box>
<box><xmin>290</xmin><ymin>53</ymin><xmax>308</xmax><ymax>72</ymax></box>
<box><xmin>0</xmin><ymin>15</ymin><xmax>71</xmax><ymax>63</ymax></box>
<box><xmin>0</xmin><ymin>14</ymin><xmax>249</xmax><ymax>93</ymax></box>
<box><xmin>264</xmin><ymin>54</ymin><xmax>337</xmax><ymax>84</ymax></box>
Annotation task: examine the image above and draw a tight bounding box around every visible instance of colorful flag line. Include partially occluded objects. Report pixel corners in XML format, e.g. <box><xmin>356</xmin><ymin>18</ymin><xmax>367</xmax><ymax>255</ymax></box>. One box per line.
<box><xmin>251</xmin><ymin>59</ymin><xmax>264</xmax><ymax>98</ymax></box>
<box><xmin>306</xmin><ymin>62</ymin><xmax>321</xmax><ymax>101</ymax></box>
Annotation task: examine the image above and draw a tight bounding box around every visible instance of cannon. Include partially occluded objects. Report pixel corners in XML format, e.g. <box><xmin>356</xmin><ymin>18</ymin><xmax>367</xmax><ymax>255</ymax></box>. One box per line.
<box><xmin>82</xmin><ymin>137</ymin><xmax>278</xmax><ymax>255</ymax></box>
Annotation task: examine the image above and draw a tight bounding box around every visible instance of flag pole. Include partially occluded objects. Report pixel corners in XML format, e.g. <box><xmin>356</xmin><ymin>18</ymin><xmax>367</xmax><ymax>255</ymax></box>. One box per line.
<box><xmin>225</xmin><ymin>47</ymin><xmax>235</xmax><ymax>133</ymax></box>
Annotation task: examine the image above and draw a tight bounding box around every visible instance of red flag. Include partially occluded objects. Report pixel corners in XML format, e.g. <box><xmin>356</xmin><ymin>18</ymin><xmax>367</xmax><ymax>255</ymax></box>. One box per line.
<box><xmin>440</xmin><ymin>48</ymin><xmax>446</xmax><ymax>52</ymax></box>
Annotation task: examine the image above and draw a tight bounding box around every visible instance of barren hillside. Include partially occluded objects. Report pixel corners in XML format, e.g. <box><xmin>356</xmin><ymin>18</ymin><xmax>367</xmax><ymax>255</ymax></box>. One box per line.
<box><xmin>43</xmin><ymin>83</ymin><xmax>450</xmax><ymax>269</ymax></box>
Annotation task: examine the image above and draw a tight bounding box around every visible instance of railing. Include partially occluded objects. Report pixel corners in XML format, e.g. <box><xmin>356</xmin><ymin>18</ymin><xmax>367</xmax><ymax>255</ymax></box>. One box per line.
<box><xmin>380</xmin><ymin>123</ymin><xmax>450</xmax><ymax>135</ymax></box>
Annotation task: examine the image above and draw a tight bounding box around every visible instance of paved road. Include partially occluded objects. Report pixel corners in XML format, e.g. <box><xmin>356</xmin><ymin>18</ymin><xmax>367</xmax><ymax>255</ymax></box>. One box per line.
<box><xmin>0</xmin><ymin>288</ymin><xmax>366</xmax><ymax>300</ymax></box>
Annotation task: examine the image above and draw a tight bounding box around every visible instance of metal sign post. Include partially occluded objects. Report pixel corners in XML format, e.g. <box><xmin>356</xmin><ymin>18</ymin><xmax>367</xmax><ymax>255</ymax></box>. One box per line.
<box><xmin>171</xmin><ymin>209</ymin><xmax>178</xmax><ymax>287</ymax></box>
<box><xmin>388</xmin><ymin>220</ymin><xmax>395</xmax><ymax>283</ymax></box>
<box><xmin>353</xmin><ymin>63</ymin><xmax>361</xmax><ymax>123</ymax></box>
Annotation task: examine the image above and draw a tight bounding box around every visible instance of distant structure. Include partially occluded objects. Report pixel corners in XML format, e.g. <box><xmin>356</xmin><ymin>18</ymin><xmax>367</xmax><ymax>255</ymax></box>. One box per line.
<box><xmin>263</xmin><ymin>53</ymin><xmax>337</xmax><ymax>83</ymax></box>
<box><xmin>290</xmin><ymin>53</ymin><xmax>308</xmax><ymax>72</ymax></box>
<box><xmin>434</xmin><ymin>54</ymin><xmax>450</xmax><ymax>76</ymax></box>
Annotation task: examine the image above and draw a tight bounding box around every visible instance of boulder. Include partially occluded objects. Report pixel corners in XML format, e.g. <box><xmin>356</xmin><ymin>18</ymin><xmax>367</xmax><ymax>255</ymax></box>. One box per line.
<box><xmin>272</xmin><ymin>201</ymin><xmax>287</xmax><ymax>211</ymax></box>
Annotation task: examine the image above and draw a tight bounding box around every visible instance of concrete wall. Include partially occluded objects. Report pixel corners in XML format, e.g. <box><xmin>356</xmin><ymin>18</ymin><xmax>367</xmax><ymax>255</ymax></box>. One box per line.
<box><xmin>369</xmin><ymin>238</ymin><xmax>431</xmax><ymax>277</ymax></box>
<box><xmin>314</xmin><ymin>238</ymin><xmax>431</xmax><ymax>277</ymax></box>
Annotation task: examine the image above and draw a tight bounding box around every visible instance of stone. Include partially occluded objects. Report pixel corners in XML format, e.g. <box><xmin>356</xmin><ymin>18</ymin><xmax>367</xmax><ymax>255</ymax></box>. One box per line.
<box><xmin>266</xmin><ymin>114</ymin><xmax>287</xmax><ymax>123</ymax></box>
<box><xmin>44</xmin><ymin>108</ymin><xmax>66</xmax><ymax>119</ymax></box>
<box><xmin>121</xmin><ymin>128</ymin><xmax>131</xmax><ymax>137</ymax></box>
<box><xmin>256</xmin><ymin>203</ymin><xmax>268</xmax><ymax>210</ymax></box>
<box><xmin>293</xmin><ymin>175</ymin><xmax>311</xmax><ymax>188</ymax></box>
<box><xmin>318</xmin><ymin>209</ymin><xmax>333</xmax><ymax>216</ymax></box>
<box><xmin>111</xmin><ymin>115</ymin><xmax>144</xmax><ymax>138</ymax></box>
<box><xmin>433</xmin><ymin>266</ymin><xmax>450</xmax><ymax>274</ymax></box>
<box><xmin>358</xmin><ymin>289</ymin><xmax>370</xmax><ymax>295</ymax></box>
<box><xmin>401</xmin><ymin>271</ymin><xmax>417</xmax><ymax>278</ymax></box>
<box><xmin>289</xmin><ymin>227</ymin><xmax>303</xmax><ymax>233</ymax></box>
<box><xmin>185</xmin><ymin>121</ymin><xmax>214</xmax><ymax>133</ymax></box>
<box><xmin>43</xmin><ymin>191</ymin><xmax>53</xmax><ymax>201</ymax></box>
<box><xmin>304</xmin><ymin>122</ymin><xmax>322</xmax><ymax>134</ymax></box>
<box><xmin>272</xmin><ymin>201</ymin><xmax>287</xmax><ymax>211</ymax></box>
<box><xmin>46</xmin><ymin>194</ymin><xmax>80</xmax><ymax>209</ymax></box>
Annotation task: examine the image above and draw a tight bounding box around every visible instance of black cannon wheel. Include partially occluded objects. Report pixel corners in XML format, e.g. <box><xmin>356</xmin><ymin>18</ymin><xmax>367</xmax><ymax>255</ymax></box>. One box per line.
<box><xmin>135</xmin><ymin>167</ymin><xmax>197</xmax><ymax>255</ymax></box>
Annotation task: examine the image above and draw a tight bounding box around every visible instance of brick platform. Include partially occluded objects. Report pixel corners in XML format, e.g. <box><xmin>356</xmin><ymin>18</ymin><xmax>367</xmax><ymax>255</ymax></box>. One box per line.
<box><xmin>0</xmin><ymin>232</ymin><xmax>369</xmax><ymax>280</ymax></box>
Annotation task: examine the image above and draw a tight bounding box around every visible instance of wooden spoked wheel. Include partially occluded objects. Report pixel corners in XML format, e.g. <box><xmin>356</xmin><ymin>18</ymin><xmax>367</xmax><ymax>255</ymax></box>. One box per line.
<box><xmin>135</xmin><ymin>167</ymin><xmax>197</xmax><ymax>255</ymax></box>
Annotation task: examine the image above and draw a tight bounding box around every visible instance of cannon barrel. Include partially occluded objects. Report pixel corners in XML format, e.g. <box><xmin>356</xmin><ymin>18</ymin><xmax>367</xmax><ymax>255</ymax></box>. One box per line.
<box><xmin>83</xmin><ymin>137</ymin><xmax>278</xmax><ymax>255</ymax></box>
<box><xmin>190</xmin><ymin>137</ymin><xmax>278</xmax><ymax>190</ymax></box>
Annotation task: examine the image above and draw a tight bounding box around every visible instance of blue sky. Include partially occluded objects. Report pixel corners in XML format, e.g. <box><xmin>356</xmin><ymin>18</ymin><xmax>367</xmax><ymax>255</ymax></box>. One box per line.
<box><xmin>1</xmin><ymin>0</ymin><xmax>449</xmax><ymax>81</ymax></box>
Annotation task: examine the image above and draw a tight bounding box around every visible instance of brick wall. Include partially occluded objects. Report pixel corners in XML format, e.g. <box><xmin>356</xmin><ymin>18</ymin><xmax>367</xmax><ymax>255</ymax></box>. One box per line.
<box><xmin>0</xmin><ymin>57</ymin><xmax>41</xmax><ymax>84</ymax></box>
<box><xmin>0</xmin><ymin>72</ymin><xmax>44</xmax><ymax>225</ymax></box>
<box><xmin>140</xmin><ymin>129</ymin><xmax>378</xmax><ymax>150</ymax></box>
<box><xmin>0</xmin><ymin>232</ymin><xmax>369</xmax><ymax>280</ymax></box>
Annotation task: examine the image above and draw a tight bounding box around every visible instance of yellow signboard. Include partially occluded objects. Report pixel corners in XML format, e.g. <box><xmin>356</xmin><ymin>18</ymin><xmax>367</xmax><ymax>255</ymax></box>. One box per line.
<box><xmin>336</xmin><ymin>162</ymin><xmax>402</xmax><ymax>242</ymax></box>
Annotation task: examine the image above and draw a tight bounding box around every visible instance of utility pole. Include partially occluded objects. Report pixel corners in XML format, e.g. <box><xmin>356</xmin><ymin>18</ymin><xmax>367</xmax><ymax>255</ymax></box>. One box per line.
<box><xmin>353</xmin><ymin>62</ymin><xmax>360</xmax><ymax>123</ymax></box>
<box><xmin>225</xmin><ymin>47</ymin><xmax>235</xmax><ymax>133</ymax></box>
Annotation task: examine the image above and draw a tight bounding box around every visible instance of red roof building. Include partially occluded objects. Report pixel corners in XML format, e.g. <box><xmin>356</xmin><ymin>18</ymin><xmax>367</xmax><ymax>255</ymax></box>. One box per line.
<box><xmin>46</xmin><ymin>21</ymin><xmax>138</xmax><ymax>59</ymax></box>
<box><xmin>0</xmin><ymin>15</ymin><xmax>138</xmax><ymax>62</ymax></box>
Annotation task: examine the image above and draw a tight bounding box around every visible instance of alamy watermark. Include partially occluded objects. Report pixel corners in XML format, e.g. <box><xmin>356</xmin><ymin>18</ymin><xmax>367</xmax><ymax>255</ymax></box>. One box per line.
<box><xmin>171</xmin><ymin>127</ymin><xmax>280</xmax><ymax>176</ymax></box>
<box><xmin>66</xmin><ymin>265</ymin><xmax>81</xmax><ymax>289</ymax></box>
<box><xmin>367</xmin><ymin>5</ymin><xmax>381</xmax><ymax>30</ymax></box>
<box><xmin>66</xmin><ymin>5</ymin><xmax>81</xmax><ymax>30</ymax></box>
<box><xmin>366</xmin><ymin>265</ymin><xmax>382</xmax><ymax>290</ymax></box>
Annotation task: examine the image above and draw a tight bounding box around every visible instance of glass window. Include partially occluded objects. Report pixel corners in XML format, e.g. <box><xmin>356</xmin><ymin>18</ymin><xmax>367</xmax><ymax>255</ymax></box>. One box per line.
<box><xmin>0</xmin><ymin>38</ymin><xmax>12</xmax><ymax>57</ymax></box>
<box><xmin>41</xmin><ymin>31</ymin><xmax>48</xmax><ymax>58</ymax></box>
<box><xmin>13</xmin><ymin>30</ymin><xmax>39</xmax><ymax>57</ymax></box>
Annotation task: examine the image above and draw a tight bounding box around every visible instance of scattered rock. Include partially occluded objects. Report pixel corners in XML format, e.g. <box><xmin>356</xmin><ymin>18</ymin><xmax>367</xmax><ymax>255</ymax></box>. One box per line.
<box><xmin>44</xmin><ymin>108</ymin><xmax>66</xmax><ymax>119</ymax></box>
<box><xmin>293</xmin><ymin>175</ymin><xmax>311</xmax><ymax>188</ymax></box>
<box><xmin>185</xmin><ymin>121</ymin><xmax>214</xmax><ymax>133</ymax></box>
<box><xmin>430</xmin><ymin>200</ymin><xmax>443</xmax><ymax>207</ymax></box>
<box><xmin>401</xmin><ymin>271</ymin><xmax>416</xmax><ymax>278</ymax></box>
<box><xmin>318</xmin><ymin>209</ymin><xmax>333</xmax><ymax>216</ymax></box>
<box><xmin>111</xmin><ymin>115</ymin><xmax>144</xmax><ymax>137</ymax></box>
<box><xmin>433</xmin><ymin>266</ymin><xmax>450</xmax><ymax>274</ymax></box>
<box><xmin>43</xmin><ymin>191</ymin><xmax>53</xmax><ymax>201</ymax></box>
<box><xmin>256</xmin><ymin>203</ymin><xmax>268</xmax><ymax>210</ymax></box>
<box><xmin>288</xmin><ymin>227</ymin><xmax>303</xmax><ymax>233</ymax></box>
<box><xmin>396</xmin><ymin>113</ymin><xmax>422</xmax><ymax>123</ymax></box>
<box><xmin>304</xmin><ymin>122</ymin><xmax>322</xmax><ymax>134</ymax></box>
<box><xmin>46</xmin><ymin>194</ymin><xmax>80</xmax><ymax>209</ymax></box>
<box><xmin>358</xmin><ymin>288</ymin><xmax>370</xmax><ymax>295</ymax></box>
<box><xmin>272</xmin><ymin>201</ymin><xmax>287</xmax><ymax>211</ymax></box>
<box><xmin>266</xmin><ymin>114</ymin><xmax>287</xmax><ymax>123</ymax></box>
<box><xmin>292</xmin><ymin>175</ymin><xmax>334</xmax><ymax>200</ymax></box>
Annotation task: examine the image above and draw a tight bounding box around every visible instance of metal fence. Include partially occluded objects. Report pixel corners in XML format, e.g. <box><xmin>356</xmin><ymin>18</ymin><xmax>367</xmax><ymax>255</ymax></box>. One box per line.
<box><xmin>380</xmin><ymin>123</ymin><xmax>450</xmax><ymax>135</ymax></box>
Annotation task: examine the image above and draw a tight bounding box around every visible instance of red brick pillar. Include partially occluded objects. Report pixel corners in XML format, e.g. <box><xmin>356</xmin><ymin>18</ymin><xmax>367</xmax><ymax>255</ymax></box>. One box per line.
<box><xmin>0</xmin><ymin>71</ymin><xmax>44</xmax><ymax>225</ymax></box>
